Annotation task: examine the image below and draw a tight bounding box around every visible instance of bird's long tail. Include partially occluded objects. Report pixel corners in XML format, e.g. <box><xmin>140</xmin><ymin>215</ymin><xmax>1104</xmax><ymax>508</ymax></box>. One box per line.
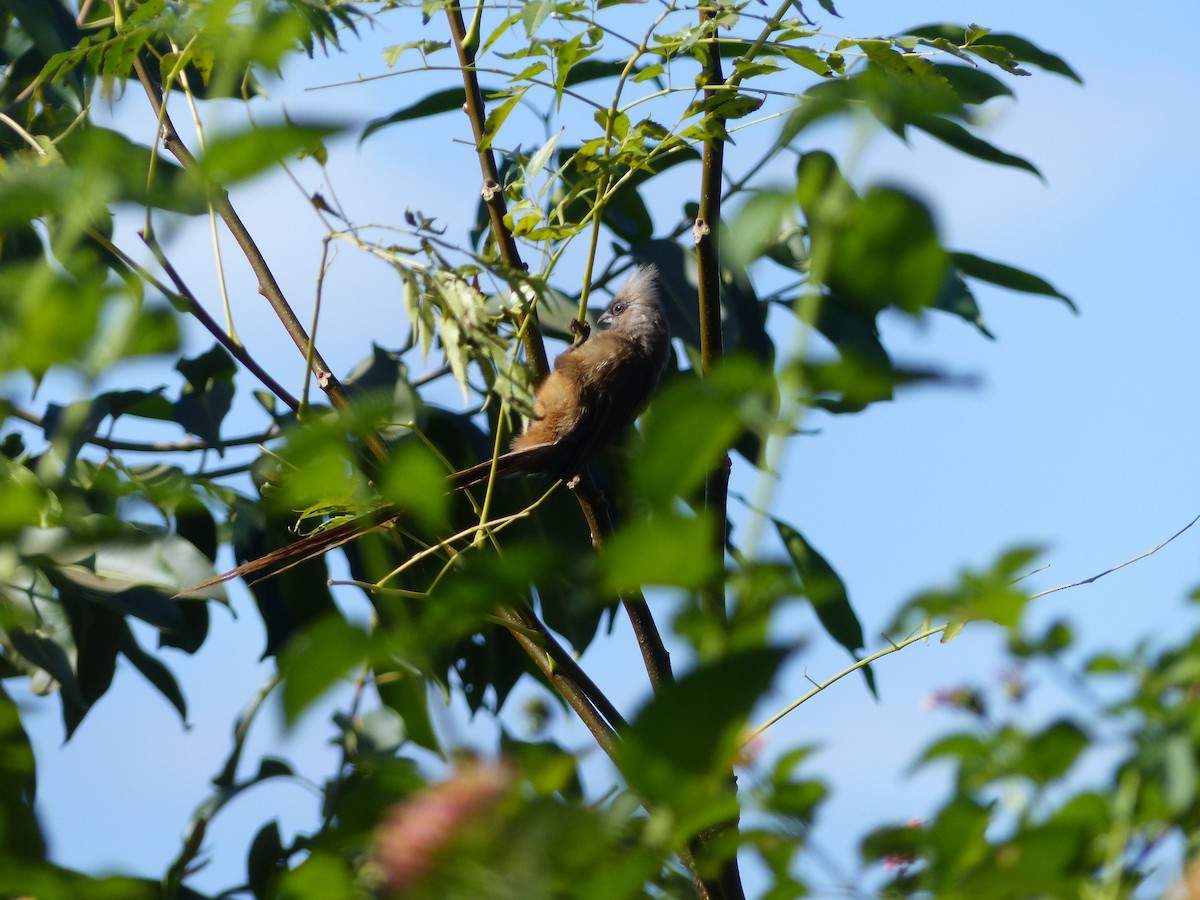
<box><xmin>448</xmin><ymin>442</ymin><xmax>561</xmax><ymax>489</ymax></box>
<box><xmin>182</xmin><ymin>443</ymin><xmax>565</xmax><ymax>594</ymax></box>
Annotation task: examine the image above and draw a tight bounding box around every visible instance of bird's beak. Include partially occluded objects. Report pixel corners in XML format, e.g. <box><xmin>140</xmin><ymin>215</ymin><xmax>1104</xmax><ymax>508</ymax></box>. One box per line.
<box><xmin>597</xmin><ymin>310</ymin><xmax>613</xmax><ymax>327</ymax></box>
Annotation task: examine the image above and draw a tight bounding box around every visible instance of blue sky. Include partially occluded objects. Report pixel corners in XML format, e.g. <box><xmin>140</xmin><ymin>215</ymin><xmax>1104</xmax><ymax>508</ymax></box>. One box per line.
<box><xmin>10</xmin><ymin>1</ymin><xmax>1200</xmax><ymax>895</ymax></box>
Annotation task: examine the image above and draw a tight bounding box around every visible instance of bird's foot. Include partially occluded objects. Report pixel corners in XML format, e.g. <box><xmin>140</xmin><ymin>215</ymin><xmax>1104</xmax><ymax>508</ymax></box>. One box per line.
<box><xmin>568</xmin><ymin>318</ymin><xmax>591</xmax><ymax>348</ymax></box>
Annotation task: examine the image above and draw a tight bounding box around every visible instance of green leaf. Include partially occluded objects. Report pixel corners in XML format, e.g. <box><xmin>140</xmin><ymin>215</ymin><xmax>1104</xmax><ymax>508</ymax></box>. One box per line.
<box><xmin>965</xmin><ymin>43</ymin><xmax>1031</xmax><ymax>77</ymax></box>
<box><xmin>952</xmin><ymin>251</ymin><xmax>1075</xmax><ymax>311</ymax></box>
<box><xmin>480</xmin><ymin>87</ymin><xmax>528</xmax><ymax>152</ymax></box>
<box><xmin>632</xmin><ymin>359</ymin><xmax>772</xmax><ymax>508</ymax></box>
<box><xmin>362</xmin><ymin>88</ymin><xmax>500</xmax><ymax>142</ymax></box>
<box><xmin>912</xmin><ymin>113</ymin><xmax>1041</xmax><ymax>177</ymax></box>
<box><xmin>278</xmin><ymin>615</ymin><xmax>369</xmax><ymax>724</ymax></box>
<box><xmin>600</xmin><ymin>513</ymin><xmax>720</xmax><ymax>594</ymax></box>
<box><xmin>774</xmin><ymin>519</ymin><xmax>874</xmax><ymax>695</ymax></box>
<box><xmin>824</xmin><ymin>186</ymin><xmax>950</xmax><ymax>315</ymax></box>
<box><xmin>619</xmin><ymin>647</ymin><xmax>789</xmax><ymax>810</ymax></box>
<box><xmin>198</xmin><ymin>122</ymin><xmax>343</xmax><ymax>185</ymax></box>
<box><xmin>521</xmin><ymin>0</ymin><xmax>554</xmax><ymax>37</ymax></box>
<box><xmin>986</xmin><ymin>32</ymin><xmax>1082</xmax><ymax>83</ymax></box>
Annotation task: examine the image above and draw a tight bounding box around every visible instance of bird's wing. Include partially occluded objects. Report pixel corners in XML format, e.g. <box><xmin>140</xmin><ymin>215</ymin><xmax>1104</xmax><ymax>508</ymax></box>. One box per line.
<box><xmin>550</xmin><ymin>335</ymin><xmax>661</xmax><ymax>478</ymax></box>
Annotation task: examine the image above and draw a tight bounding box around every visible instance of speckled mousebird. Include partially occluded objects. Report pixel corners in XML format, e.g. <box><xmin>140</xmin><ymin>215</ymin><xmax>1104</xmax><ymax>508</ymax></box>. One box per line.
<box><xmin>183</xmin><ymin>265</ymin><xmax>670</xmax><ymax>591</ymax></box>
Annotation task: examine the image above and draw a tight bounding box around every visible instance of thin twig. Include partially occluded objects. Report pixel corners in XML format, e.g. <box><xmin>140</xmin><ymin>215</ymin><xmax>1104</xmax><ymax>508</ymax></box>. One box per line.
<box><xmin>744</xmin><ymin>625</ymin><xmax>949</xmax><ymax>746</ymax></box>
<box><xmin>137</xmin><ymin>229</ymin><xmax>302</xmax><ymax>411</ymax></box>
<box><xmin>6</xmin><ymin>403</ymin><xmax>276</xmax><ymax>453</ymax></box>
<box><xmin>442</xmin><ymin>0</ymin><xmax>674</xmax><ymax>720</ymax></box>
<box><xmin>129</xmin><ymin>53</ymin><xmax>388</xmax><ymax>462</ymax></box>
<box><xmin>443</xmin><ymin>2</ymin><xmax>548</xmax><ymax>377</ymax></box>
<box><xmin>1029</xmin><ymin>513</ymin><xmax>1200</xmax><ymax>601</ymax></box>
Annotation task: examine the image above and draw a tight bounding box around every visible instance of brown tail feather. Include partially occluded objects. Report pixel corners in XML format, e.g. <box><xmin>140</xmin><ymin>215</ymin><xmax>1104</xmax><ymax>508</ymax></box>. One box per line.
<box><xmin>448</xmin><ymin>442</ymin><xmax>564</xmax><ymax>489</ymax></box>
<box><xmin>182</xmin><ymin>444</ymin><xmax>569</xmax><ymax>596</ymax></box>
<box><xmin>180</xmin><ymin>511</ymin><xmax>403</xmax><ymax>595</ymax></box>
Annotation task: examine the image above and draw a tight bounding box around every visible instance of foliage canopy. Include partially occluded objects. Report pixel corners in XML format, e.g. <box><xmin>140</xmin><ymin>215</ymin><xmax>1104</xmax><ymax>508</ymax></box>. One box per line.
<box><xmin>3</xmin><ymin>1</ymin><xmax>1194</xmax><ymax>899</ymax></box>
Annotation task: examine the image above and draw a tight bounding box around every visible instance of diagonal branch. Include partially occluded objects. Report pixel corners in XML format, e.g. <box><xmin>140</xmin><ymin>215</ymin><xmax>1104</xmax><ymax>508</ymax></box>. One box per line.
<box><xmin>130</xmin><ymin>54</ymin><xmax>388</xmax><ymax>462</ymax></box>
<box><xmin>444</xmin><ymin>1</ymin><xmax>549</xmax><ymax>378</ymax></box>
<box><xmin>443</xmin><ymin>3</ymin><xmax>675</xmax><ymax>695</ymax></box>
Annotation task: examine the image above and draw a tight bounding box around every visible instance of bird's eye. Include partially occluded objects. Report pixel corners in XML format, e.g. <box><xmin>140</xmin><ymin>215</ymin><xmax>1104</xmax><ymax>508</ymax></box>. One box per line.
<box><xmin>611</xmin><ymin>302</ymin><xmax>625</xmax><ymax>314</ymax></box>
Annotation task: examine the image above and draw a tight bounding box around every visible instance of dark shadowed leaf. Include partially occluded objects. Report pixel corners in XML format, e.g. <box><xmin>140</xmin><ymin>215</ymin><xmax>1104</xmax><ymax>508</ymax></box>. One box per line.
<box><xmin>953</xmin><ymin>251</ymin><xmax>1075</xmax><ymax>310</ymax></box>
<box><xmin>174</xmin><ymin>344</ymin><xmax>237</xmax><ymax>448</ymax></box>
<box><xmin>376</xmin><ymin>672</ymin><xmax>442</xmax><ymax>755</ymax></box>
<box><xmin>912</xmin><ymin>114</ymin><xmax>1041</xmax><ymax>178</ymax></box>
<box><xmin>362</xmin><ymin>88</ymin><xmax>497</xmax><ymax>141</ymax></box>
<box><xmin>774</xmin><ymin>519</ymin><xmax>874</xmax><ymax>695</ymax></box>
<box><xmin>935</xmin><ymin>63</ymin><xmax>1014</xmax><ymax>105</ymax></box>
<box><xmin>116</xmin><ymin>620</ymin><xmax>187</xmax><ymax>723</ymax></box>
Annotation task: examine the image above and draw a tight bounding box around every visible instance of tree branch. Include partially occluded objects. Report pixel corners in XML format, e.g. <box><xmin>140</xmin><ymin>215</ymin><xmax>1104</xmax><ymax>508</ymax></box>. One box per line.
<box><xmin>443</xmin><ymin>3</ymin><xmax>675</xmax><ymax>702</ymax></box>
<box><xmin>688</xmin><ymin>7</ymin><xmax>744</xmax><ymax>898</ymax></box>
<box><xmin>444</xmin><ymin>1</ymin><xmax>549</xmax><ymax>378</ymax></box>
<box><xmin>137</xmin><ymin>229</ymin><xmax>302</xmax><ymax>412</ymax></box>
<box><xmin>129</xmin><ymin>54</ymin><xmax>388</xmax><ymax>463</ymax></box>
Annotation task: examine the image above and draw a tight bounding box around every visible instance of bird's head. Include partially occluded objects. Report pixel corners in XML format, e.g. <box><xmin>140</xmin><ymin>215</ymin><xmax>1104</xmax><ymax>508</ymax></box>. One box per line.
<box><xmin>598</xmin><ymin>265</ymin><xmax>669</xmax><ymax>358</ymax></box>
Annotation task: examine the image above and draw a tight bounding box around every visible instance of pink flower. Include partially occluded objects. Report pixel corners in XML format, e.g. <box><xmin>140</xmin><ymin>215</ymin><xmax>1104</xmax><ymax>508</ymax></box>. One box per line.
<box><xmin>374</xmin><ymin>760</ymin><xmax>514</xmax><ymax>893</ymax></box>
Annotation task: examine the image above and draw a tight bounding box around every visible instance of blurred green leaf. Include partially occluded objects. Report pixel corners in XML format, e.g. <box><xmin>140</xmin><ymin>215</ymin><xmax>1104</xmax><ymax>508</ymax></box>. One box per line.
<box><xmin>726</xmin><ymin>189</ymin><xmax>796</xmax><ymax>270</ymax></box>
<box><xmin>632</xmin><ymin>358</ymin><xmax>773</xmax><ymax>508</ymax></box>
<box><xmin>601</xmin><ymin>512</ymin><xmax>720</xmax><ymax>594</ymax></box>
<box><xmin>380</xmin><ymin>440</ymin><xmax>451</xmax><ymax>533</ymax></box>
<box><xmin>619</xmin><ymin>647</ymin><xmax>788</xmax><ymax>810</ymax></box>
<box><xmin>198</xmin><ymin>122</ymin><xmax>342</xmax><ymax>185</ymax></box>
<box><xmin>890</xmin><ymin>546</ymin><xmax>1040</xmax><ymax>636</ymax></box>
<box><xmin>824</xmin><ymin>185</ymin><xmax>950</xmax><ymax>316</ymax></box>
<box><xmin>278</xmin><ymin>615</ymin><xmax>369</xmax><ymax>725</ymax></box>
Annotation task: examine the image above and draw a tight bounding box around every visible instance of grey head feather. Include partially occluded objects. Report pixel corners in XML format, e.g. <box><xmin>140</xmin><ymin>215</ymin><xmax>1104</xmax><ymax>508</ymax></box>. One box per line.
<box><xmin>598</xmin><ymin>264</ymin><xmax>670</xmax><ymax>363</ymax></box>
